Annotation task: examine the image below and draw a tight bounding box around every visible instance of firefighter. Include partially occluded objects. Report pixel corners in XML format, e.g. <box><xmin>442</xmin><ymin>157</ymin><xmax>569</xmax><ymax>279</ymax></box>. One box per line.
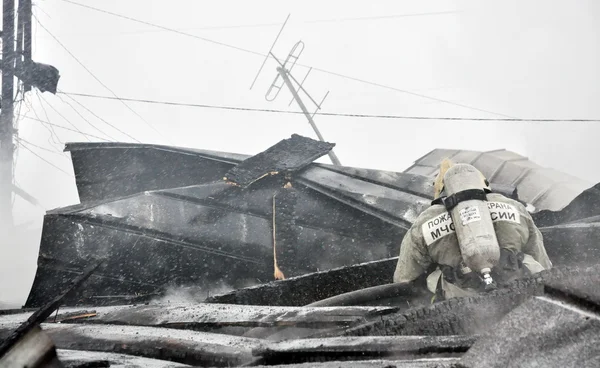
<box><xmin>393</xmin><ymin>159</ymin><xmax>552</xmax><ymax>301</ymax></box>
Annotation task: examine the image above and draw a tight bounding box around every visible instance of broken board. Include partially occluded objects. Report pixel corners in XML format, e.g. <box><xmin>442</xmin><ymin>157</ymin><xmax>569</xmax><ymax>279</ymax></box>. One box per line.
<box><xmin>224</xmin><ymin>134</ymin><xmax>335</xmax><ymax>188</ymax></box>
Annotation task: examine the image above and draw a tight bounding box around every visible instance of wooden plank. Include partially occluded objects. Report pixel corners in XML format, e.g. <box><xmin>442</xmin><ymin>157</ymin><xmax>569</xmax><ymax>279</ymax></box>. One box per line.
<box><xmin>56</xmin><ymin>349</ymin><xmax>191</xmax><ymax>367</ymax></box>
<box><xmin>0</xmin><ymin>326</ymin><xmax>61</xmax><ymax>368</ymax></box>
<box><xmin>206</xmin><ymin>258</ymin><xmax>400</xmax><ymax>306</ymax></box>
<box><xmin>0</xmin><ymin>259</ymin><xmax>103</xmax><ymax>357</ymax></box>
<box><xmin>0</xmin><ymin>304</ymin><xmax>397</xmax><ymax>331</ymax></box>
<box><xmin>253</xmin><ymin>336</ymin><xmax>474</xmax><ymax>366</ymax></box>
<box><xmin>0</xmin><ymin>323</ymin><xmax>263</xmax><ymax>367</ymax></box>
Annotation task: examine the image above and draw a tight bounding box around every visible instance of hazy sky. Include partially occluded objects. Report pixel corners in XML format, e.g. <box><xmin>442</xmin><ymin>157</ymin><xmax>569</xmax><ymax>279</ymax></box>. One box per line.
<box><xmin>1</xmin><ymin>0</ymin><xmax>599</xmax><ymax>306</ymax></box>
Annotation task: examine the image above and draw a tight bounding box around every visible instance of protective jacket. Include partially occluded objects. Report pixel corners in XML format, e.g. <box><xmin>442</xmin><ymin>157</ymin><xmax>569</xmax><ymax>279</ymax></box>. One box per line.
<box><xmin>393</xmin><ymin>192</ymin><xmax>552</xmax><ymax>299</ymax></box>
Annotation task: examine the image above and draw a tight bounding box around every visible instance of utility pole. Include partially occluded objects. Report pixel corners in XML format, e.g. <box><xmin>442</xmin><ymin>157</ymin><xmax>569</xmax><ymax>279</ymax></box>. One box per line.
<box><xmin>0</xmin><ymin>0</ymin><xmax>16</xmax><ymax>233</ymax></box>
<box><xmin>277</xmin><ymin>66</ymin><xmax>341</xmax><ymax>166</ymax></box>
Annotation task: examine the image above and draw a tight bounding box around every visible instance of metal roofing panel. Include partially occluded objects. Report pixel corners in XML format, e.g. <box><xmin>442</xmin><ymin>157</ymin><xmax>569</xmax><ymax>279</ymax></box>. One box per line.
<box><xmin>404</xmin><ymin>148</ymin><xmax>592</xmax><ymax>211</ymax></box>
<box><xmin>313</xmin><ymin>165</ymin><xmax>434</xmax><ymax>199</ymax></box>
<box><xmin>413</xmin><ymin>149</ymin><xmax>459</xmax><ymax>167</ymax></box>
<box><xmin>402</xmin><ymin>165</ymin><xmax>438</xmax><ymax>177</ymax></box>
<box><xmin>446</xmin><ymin>150</ymin><xmax>483</xmax><ymax>164</ymax></box>
<box><xmin>489</xmin><ymin>160</ymin><xmax>538</xmax><ymax>184</ymax></box>
<box><xmin>298</xmin><ymin>167</ymin><xmax>431</xmax><ymax>228</ymax></box>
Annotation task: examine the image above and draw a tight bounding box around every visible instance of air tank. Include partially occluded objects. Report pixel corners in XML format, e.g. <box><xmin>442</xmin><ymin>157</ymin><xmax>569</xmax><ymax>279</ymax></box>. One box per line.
<box><xmin>443</xmin><ymin>164</ymin><xmax>500</xmax><ymax>288</ymax></box>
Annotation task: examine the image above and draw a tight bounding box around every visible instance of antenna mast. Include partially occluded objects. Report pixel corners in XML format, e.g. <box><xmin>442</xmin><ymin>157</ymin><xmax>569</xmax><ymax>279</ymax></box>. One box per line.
<box><xmin>250</xmin><ymin>17</ymin><xmax>342</xmax><ymax>166</ymax></box>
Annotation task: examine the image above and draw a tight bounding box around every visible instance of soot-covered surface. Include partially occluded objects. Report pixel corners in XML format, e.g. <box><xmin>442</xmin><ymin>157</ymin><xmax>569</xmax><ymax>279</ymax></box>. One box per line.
<box><xmin>224</xmin><ymin>134</ymin><xmax>335</xmax><ymax>187</ymax></box>
<box><xmin>57</xmin><ymin>349</ymin><xmax>191</xmax><ymax>367</ymax></box>
<box><xmin>206</xmin><ymin>258</ymin><xmax>399</xmax><ymax>306</ymax></box>
<box><xmin>26</xmin><ymin>140</ymin><xmax>600</xmax><ymax>311</ymax></box>
<box><xmin>458</xmin><ymin>297</ymin><xmax>600</xmax><ymax>367</ymax></box>
<box><xmin>253</xmin><ymin>335</ymin><xmax>474</xmax><ymax>365</ymax></box>
<box><xmin>0</xmin><ymin>303</ymin><xmax>397</xmax><ymax>334</ymax></box>
<box><xmin>0</xmin><ymin>323</ymin><xmax>262</xmax><ymax>366</ymax></box>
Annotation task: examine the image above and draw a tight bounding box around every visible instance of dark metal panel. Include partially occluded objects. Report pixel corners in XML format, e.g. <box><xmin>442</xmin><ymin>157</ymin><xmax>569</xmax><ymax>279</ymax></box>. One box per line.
<box><xmin>314</xmin><ymin>165</ymin><xmax>434</xmax><ymax>199</ymax></box>
<box><xmin>26</xmin><ymin>180</ymin><xmax>405</xmax><ymax>307</ymax></box>
<box><xmin>224</xmin><ymin>134</ymin><xmax>334</xmax><ymax>187</ymax></box>
<box><xmin>540</xmin><ymin>222</ymin><xmax>600</xmax><ymax>267</ymax></box>
<box><xmin>533</xmin><ymin>183</ymin><xmax>600</xmax><ymax>227</ymax></box>
<box><xmin>298</xmin><ymin>167</ymin><xmax>431</xmax><ymax>229</ymax></box>
<box><xmin>69</xmin><ymin>145</ymin><xmax>239</xmax><ymax>202</ymax></box>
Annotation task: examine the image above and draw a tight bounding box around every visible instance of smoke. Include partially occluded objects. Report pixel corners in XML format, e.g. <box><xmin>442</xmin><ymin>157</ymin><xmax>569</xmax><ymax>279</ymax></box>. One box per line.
<box><xmin>148</xmin><ymin>281</ymin><xmax>235</xmax><ymax>305</ymax></box>
<box><xmin>0</xmin><ymin>220</ymin><xmax>43</xmax><ymax>309</ymax></box>
<box><xmin>444</xmin><ymin>0</ymin><xmax>600</xmax><ymax>183</ymax></box>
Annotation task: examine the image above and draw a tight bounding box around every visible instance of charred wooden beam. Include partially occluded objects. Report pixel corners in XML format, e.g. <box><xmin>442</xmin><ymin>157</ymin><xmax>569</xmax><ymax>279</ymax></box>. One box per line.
<box><xmin>0</xmin><ymin>324</ymin><xmax>262</xmax><ymax>367</ymax></box>
<box><xmin>224</xmin><ymin>134</ymin><xmax>335</xmax><ymax>188</ymax></box>
<box><xmin>252</xmin><ymin>335</ymin><xmax>475</xmax><ymax>366</ymax></box>
<box><xmin>0</xmin><ymin>304</ymin><xmax>397</xmax><ymax>334</ymax></box>
<box><xmin>56</xmin><ymin>349</ymin><xmax>191</xmax><ymax>367</ymax></box>
<box><xmin>458</xmin><ymin>267</ymin><xmax>600</xmax><ymax>368</ymax></box>
<box><xmin>0</xmin><ymin>326</ymin><xmax>62</xmax><ymax>368</ymax></box>
<box><xmin>206</xmin><ymin>258</ymin><xmax>399</xmax><ymax>306</ymax></box>
<box><xmin>0</xmin><ymin>259</ymin><xmax>103</xmax><ymax>358</ymax></box>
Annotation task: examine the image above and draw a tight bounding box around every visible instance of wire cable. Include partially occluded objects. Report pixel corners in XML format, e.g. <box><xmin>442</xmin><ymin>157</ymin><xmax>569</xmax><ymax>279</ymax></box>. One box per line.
<box><xmin>17</xmin><ymin>140</ymin><xmax>74</xmax><ymax>177</ymax></box>
<box><xmin>58</xmin><ymin>0</ymin><xmax>509</xmax><ymax>118</ymax></box>
<box><xmin>32</xmin><ymin>92</ymin><xmax>63</xmax><ymax>145</ymax></box>
<box><xmin>33</xmin><ymin>14</ymin><xmax>164</xmax><ymax>141</ymax></box>
<box><xmin>44</xmin><ymin>10</ymin><xmax>458</xmax><ymax>36</ymax></box>
<box><xmin>36</xmin><ymin>91</ymin><xmax>91</xmax><ymax>142</ymax></box>
<box><xmin>24</xmin><ymin>115</ymin><xmax>112</xmax><ymax>141</ymax></box>
<box><xmin>55</xmin><ymin>93</ymin><xmax>119</xmax><ymax>141</ymax></box>
<box><xmin>59</xmin><ymin>92</ymin><xmax>600</xmax><ymax>122</ymax></box>
<box><xmin>24</xmin><ymin>95</ymin><xmax>61</xmax><ymax>147</ymax></box>
<box><xmin>59</xmin><ymin>91</ymin><xmax>141</xmax><ymax>142</ymax></box>
<box><xmin>16</xmin><ymin>137</ymin><xmax>70</xmax><ymax>158</ymax></box>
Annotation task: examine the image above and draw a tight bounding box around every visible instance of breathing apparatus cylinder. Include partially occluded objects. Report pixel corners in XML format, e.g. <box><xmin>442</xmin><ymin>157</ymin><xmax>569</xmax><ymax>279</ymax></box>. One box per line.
<box><xmin>443</xmin><ymin>164</ymin><xmax>500</xmax><ymax>290</ymax></box>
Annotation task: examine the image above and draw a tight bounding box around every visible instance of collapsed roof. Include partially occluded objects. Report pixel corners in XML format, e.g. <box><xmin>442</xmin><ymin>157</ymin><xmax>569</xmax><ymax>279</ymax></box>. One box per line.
<box><xmin>3</xmin><ymin>135</ymin><xmax>600</xmax><ymax>367</ymax></box>
<box><xmin>24</xmin><ymin>136</ymin><xmax>600</xmax><ymax>308</ymax></box>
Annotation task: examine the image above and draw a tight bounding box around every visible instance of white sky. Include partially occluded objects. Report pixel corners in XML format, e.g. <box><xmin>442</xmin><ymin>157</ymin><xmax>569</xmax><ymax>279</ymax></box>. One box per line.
<box><xmin>1</xmin><ymin>0</ymin><xmax>599</xmax><ymax>306</ymax></box>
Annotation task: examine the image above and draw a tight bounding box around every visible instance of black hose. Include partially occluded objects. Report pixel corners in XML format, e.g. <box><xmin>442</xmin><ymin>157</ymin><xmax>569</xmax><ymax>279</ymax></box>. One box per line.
<box><xmin>305</xmin><ymin>282</ymin><xmax>415</xmax><ymax>307</ymax></box>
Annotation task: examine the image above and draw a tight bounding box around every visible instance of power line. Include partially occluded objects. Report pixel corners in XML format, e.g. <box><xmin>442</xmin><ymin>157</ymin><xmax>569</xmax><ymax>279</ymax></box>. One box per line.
<box><xmin>59</xmin><ymin>0</ymin><xmax>510</xmax><ymax>118</ymax></box>
<box><xmin>59</xmin><ymin>92</ymin><xmax>600</xmax><ymax>122</ymax></box>
<box><xmin>36</xmin><ymin>91</ymin><xmax>91</xmax><ymax>142</ymax></box>
<box><xmin>17</xmin><ymin>140</ymin><xmax>74</xmax><ymax>177</ymax></box>
<box><xmin>31</xmin><ymin>92</ymin><xmax>63</xmax><ymax>146</ymax></box>
<box><xmin>55</xmin><ymin>93</ymin><xmax>119</xmax><ymax>141</ymax></box>
<box><xmin>16</xmin><ymin>137</ymin><xmax>69</xmax><ymax>158</ymax></box>
<box><xmin>307</xmin><ymin>11</ymin><xmax>458</xmax><ymax>23</ymax></box>
<box><xmin>24</xmin><ymin>96</ymin><xmax>63</xmax><ymax>148</ymax></box>
<box><xmin>59</xmin><ymin>0</ymin><xmax>262</xmax><ymax>56</ymax></box>
<box><xmin>24</xmin><ymin>115</ymin><xmax>112</xmax><ymax>141</ymax></box>
<box><xmin>33</xmin><ymin>15</ymin><xmax>165</xmax><ymax>142</ymax></box>
<box><xmin>42</xmin><ymin>10</ymin><xmax>458</xmax><ymax>37</ymax></box>
<box><xmin>59</xmin><ymin>91</ymin><xmax>141</xmax><ymax>143</ymax></box>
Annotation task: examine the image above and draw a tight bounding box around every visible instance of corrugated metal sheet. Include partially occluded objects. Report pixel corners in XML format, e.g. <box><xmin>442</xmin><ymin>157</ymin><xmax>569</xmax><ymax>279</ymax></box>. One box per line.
<box><xmin>404</xmin><ymin>149</ymin><xmax>592</xmax><ymax>211</ymax></box>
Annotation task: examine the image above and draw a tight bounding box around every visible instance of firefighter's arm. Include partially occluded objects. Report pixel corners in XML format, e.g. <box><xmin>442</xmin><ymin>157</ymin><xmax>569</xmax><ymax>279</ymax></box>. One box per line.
<box><xmin>524</xmin><ymin>213</ymin><xmax>553</xmax><ymax>270</ymax></box>
<box><xmin>393</xmin><ymin>225</ymin><xmax>432</xmax><ymax>284</ymax></box>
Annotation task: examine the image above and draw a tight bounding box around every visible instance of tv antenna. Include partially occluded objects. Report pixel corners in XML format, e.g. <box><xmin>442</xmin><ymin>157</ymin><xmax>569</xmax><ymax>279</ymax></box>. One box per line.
<box><xmin>250</xmin><ymin>15</ymin><xmax>341</xmax><ymax>166</ymax></box>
